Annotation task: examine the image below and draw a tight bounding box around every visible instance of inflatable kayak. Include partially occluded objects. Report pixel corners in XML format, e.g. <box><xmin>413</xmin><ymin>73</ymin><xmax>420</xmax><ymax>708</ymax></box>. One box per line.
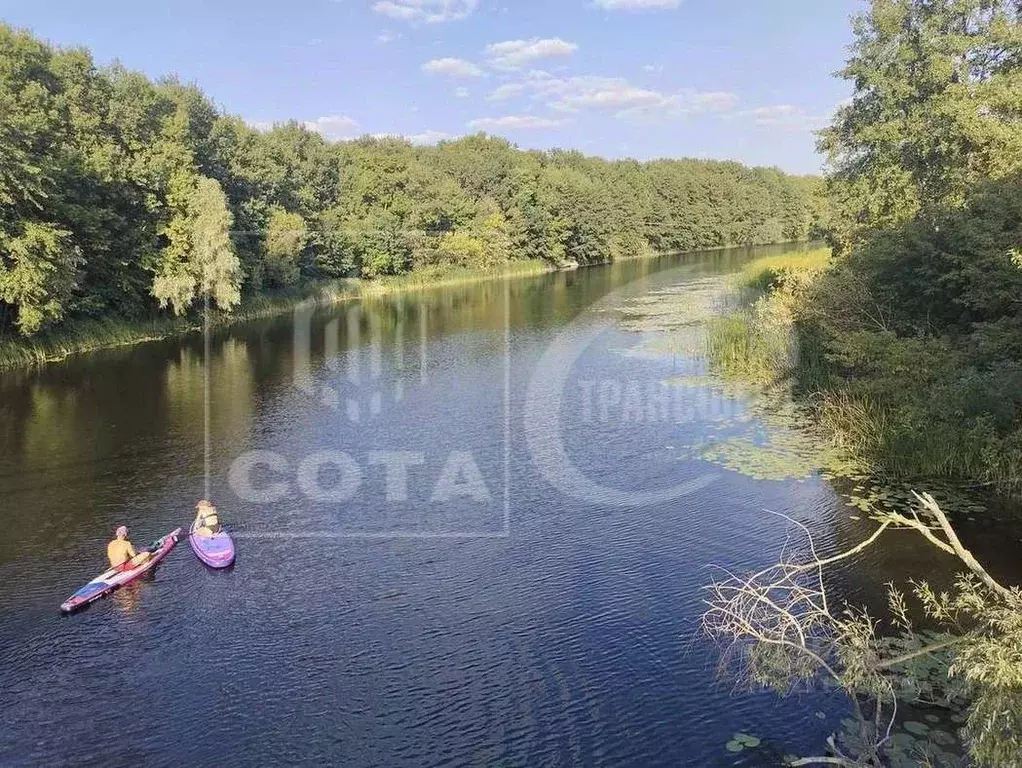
<box><xmin>188</xmin><ymin>518</ymin><xmax>235</xmax><ymax>568</ymax></box>
<box><xmin>60</xmin><ymin>528</ymin><xmax>181</xmax><ymax>613</ymax></box>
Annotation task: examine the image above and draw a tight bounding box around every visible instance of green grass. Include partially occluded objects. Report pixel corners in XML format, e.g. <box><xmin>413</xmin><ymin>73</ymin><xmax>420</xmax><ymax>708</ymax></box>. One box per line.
<box><xmin>706</xmin><ymin>311</ymin><xmax>796</xmax><ymax>384</ymax></box>
<box><xmin>0</xmin><ymin>259</ymin><xmax>553</xmax><ymax>372</ymax></box>
<box><xmin>0</xmin><ymin>316</ymin><xmax>192</xmax><ymax>370</ymax></box>
<box><xmin>814</xmin><ymin>373</ymin><xmax>1022</xmax><ymax>489</ymax></box>
<box><xmin>706</xmin><ymin>248</ymin><xmax>831</xmax><ymax>384</ymax></box>
<box><xmin>354</xmin><ymin>259</ymin><xmax>550</xmax><ymax>295</ymax></box>
<box><xmin>736</xmin><ymin>247</ymin><xmax>832</xmax><ymax>291</ymax></box>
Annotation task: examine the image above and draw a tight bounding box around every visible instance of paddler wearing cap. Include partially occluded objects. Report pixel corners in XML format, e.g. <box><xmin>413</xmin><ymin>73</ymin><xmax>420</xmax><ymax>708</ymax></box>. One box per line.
<box><xmin>106</xmin><ymin>525</ymin><xmax>152</xmax><ymax>572</ymax></box>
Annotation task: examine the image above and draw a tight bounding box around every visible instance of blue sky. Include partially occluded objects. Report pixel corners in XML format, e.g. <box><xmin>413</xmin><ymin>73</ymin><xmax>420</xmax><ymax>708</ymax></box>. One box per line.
<box><xmin>1</xmin><ymin>0</ymin><xmax>863</xmax><ymax>173</ymax></box>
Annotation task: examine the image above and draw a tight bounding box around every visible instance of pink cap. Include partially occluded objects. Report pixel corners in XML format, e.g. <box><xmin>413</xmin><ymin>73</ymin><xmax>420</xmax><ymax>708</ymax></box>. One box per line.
<box><xmin>115</xmin><ymin>525</ymin><xmax>129</xmax><ymax>538</ymax></box>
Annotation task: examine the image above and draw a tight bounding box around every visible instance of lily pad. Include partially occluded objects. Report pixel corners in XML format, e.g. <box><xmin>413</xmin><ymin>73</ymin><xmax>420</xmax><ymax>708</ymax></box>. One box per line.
<box><xmin>903</xmin><ymin>720</ymin><xmax>930</xmax><ymax>735</ymax></box>
<box><xmin>930</xmin><ymin>729</ymin><xmax>956</xmax><ymax>746</ymax></box>
<box><xmin>888</xmin><ymin>732</ymin><xmax>918</xmax><ymax>748</ymax></box>
<box><xmin>725</xmin><ymin>740</ymin><xmax>744</xmax><ymax>753</ymax></box>
<box><xmin>733</xmin><ymin>733</ymin><xmax>761</xmax><ymax>747</ymax></box>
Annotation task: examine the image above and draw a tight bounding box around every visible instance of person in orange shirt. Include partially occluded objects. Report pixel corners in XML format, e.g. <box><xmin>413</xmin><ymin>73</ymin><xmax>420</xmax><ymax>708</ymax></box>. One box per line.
<box><xmin>106</xmin><ymin>526</ymin><xmax>151</xmax><ymax>572</ymax></box>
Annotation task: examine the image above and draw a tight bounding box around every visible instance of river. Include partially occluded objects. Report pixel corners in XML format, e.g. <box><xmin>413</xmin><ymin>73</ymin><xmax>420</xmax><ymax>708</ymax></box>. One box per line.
<box><xmin>1</xmin><ymin>244</ymin><xmax>1017</xmax><ymax>766</ymax></box>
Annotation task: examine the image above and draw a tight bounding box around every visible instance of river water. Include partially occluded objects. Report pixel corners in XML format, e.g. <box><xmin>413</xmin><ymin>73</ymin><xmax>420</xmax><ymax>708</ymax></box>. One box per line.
<box><xmin>1</xmin><ymin>244</ymin><xmax>1018</xmax><ymax>766</ymax></box>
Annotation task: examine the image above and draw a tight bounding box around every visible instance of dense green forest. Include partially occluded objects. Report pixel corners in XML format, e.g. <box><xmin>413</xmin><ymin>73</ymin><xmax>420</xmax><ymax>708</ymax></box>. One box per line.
<box><xmin>0</xmin><ymin>23</ymin><xmax>819</xmax><ymax>343</ymax></box>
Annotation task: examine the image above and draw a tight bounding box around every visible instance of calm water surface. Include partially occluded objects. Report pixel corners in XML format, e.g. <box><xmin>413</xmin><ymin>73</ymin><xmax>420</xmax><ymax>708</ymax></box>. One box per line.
<box><xmin>1</xmin><ymin>245</ymin><xmax>1018</xmax><ymax>766</ymax></box>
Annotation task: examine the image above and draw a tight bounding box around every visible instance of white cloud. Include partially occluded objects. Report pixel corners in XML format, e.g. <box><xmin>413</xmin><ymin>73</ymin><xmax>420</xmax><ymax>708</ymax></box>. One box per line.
<box><xmin>687</xmin><ymin>90</ymin><xmax>741</xmax><ymax>112</ymax></box>
<box><xmin>517</xmin><ymin>72</ymin><xmax>738</xmax><ymax>122</ymax></box>
<box><xmin>422</xmin><ymin>57</ymin><xmax>484</xmax><ymax>78</ymax></box>
<box><xmin>377</xmin><ymin>31</ymin><xmax>400</xmax><ymax>43</ymax></box>
<box><xmin>409</xmin><ymin>129</ymin><xmax>457</xmax><ymax>144</ymax></box>
<box><xmin>486</xmin><ymin>83</ymin><xmax>525</xmax><ymax>101</ymax></box>
<box><xmin>746</xmin><ymin>105</ymin><xmax>801</xmax><ymax>124</ymax></box>
<box><xmin>485</xmin><ymin>37</ymin><xmax>578</xmax><ymax>69</ymax></box>
<box><xmin>642</xmin><ymin>64</ymin><xmax>663</xmax><ymax>73</ymax></box>
<box><xmin>454</xmin><ymin>87</ymin><xmax>471</xmax><ymax>98</ymax></box>
<box><xmin>553</xmin><ymin>79</ymin><xmax>665</xmax><ymax>110</ymax></box>
<box><xmin>735</xmin><ymin>104</ymin><xmax>829</xmax><ymax>132</ymax></box>
<box><xmin>372</xmin><ymin>0</ymin><xmax>477</xmax><ymax>23</ymax></box>
<box><xmin>468</xmin><ymin>115</ymin><xmax>564</xmax><ymax>131</ymax></box>
<box><xmin>615</xmin><ymin>90</ymin><xmax>739</xmax><ymax>122</ymax></box>
<box><xmin>595</xmin><ymin>0</ymin><xmax>679</xmax><ymax>9</ymax></box>
<box><xmin>302</xmin><ymin>115</ymin><xmax>359</xmax><ymax>139</ymax></box>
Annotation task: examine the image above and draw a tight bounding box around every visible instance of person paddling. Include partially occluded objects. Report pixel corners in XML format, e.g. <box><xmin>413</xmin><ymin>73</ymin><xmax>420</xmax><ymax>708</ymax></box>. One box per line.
<box><xmin>193</xmin><ymin>500</ymin><xmax>222</xmax><ymax>537</ymax></box>
<box><xmin>106</xmin><ymin>526</ymin><xmax>151</xmax><ymax>572</ymax></box>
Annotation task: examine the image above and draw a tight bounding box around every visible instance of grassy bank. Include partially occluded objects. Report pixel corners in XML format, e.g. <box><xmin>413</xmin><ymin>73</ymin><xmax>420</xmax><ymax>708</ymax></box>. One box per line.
<box><xmin>706</xmin><ymin>247</ymin><xmax>1022</xmax><ymax>492</ymax></box>
<box><xmin>1</xmin><ymin>242</ymin><xmax>814</xmax><ymax>374</ymax></box>
<box><xmin>732</xmin><ymin>248</ymin><xmax>832</xmax><ymax>291</ymax></box>
<box><xmin>706</xmin><ymin>248</ymin><xmax>831</xmax><ymax>382</ymax></box>
<box><xmin>0</xmin><ymin>259</ymin><xmax>552</xmax><ymax>372</ymax></box>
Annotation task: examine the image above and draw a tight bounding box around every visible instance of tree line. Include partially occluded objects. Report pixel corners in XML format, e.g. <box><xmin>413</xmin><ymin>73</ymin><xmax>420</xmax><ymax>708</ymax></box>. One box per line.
<box><xmin>0</xmin><ymin>23</ymin><xmax>821</xmax><ymax>340</ymax></box>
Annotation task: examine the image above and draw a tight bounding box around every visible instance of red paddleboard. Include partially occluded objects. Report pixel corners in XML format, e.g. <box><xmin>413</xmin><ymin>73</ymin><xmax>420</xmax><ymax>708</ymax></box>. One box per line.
<box><xmin>60</xmin><ymin>529</ymin><xmax>181</xmax><ymax>613</ymax></box>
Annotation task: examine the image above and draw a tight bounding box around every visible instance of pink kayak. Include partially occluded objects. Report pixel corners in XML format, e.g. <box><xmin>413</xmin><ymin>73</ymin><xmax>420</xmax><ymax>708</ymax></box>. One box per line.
<box><xmin>188</xmin><ymin>519</ymin><xmax>235</xmax><ymax>568</ymax></box>
<box><xmin>60</xmin><ymin>528</ymin><xmax>181</xmax><ymax>613</ymax></box>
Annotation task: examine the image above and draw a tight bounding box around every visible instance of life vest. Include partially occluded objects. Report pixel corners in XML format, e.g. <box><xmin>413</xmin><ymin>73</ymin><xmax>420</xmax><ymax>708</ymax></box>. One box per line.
<box><xmin>198</xmin><ymin>510</ymin><xmax>220</xmax><ymax>532</ymax></box>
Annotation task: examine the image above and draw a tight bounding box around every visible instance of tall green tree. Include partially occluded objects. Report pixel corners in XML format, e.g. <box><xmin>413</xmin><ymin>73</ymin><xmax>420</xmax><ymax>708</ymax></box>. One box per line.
<box><xmin>0</xmin><ymin>222</ymin><xmax>81</xmax><ymax>334</ymax></box>
<box><xmin>263</xmin><ymin>207</ymin><xmax>308</xmax><ymax>286</ymax></box>
<box><xmin>152</xmin><ymin>175</ymin><xmax>240</xmax><ymax>314</ymax></box>
<box><xmin>0</xmin><ymin>22</ymin><xmax>817</xmax><ymax>339</ymax></box>
<box><xmin>820</xmin><ymin>0</ymin><xmax>1022</xmax><ymax>249</ymax></box>
<box><xmin>0</xmin><ymin>26</ymin><xmax>83</xmax><ymax>335</ymax></box>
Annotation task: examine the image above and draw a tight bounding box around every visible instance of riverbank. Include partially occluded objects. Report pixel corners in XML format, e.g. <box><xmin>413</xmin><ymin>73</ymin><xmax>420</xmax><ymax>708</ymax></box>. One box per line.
<box><xmin>0</xmin><ymin>241</ymin><xmax>816</xmax><ymax>374</ymax></box>
<box><xmin>705</xmin><ymin>248</ymin><xmax>830</xmax><ymax>383</ymax></box>
<box><xmin>0</xmin><ymin>260</ymin><xmax>554</xmax><ymax>373</ymax></box>
<box><xmin>704</xmin><ymin>247</ymin><xmax>1022</xmax><ymax>497</ymax></box>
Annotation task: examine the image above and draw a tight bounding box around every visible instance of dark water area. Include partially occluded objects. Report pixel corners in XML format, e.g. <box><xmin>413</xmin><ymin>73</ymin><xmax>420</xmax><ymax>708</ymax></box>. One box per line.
<box><xmin>1</xmin><ymin>244</ymin><xmax>1019</xmax><ymax>766</ymax></box>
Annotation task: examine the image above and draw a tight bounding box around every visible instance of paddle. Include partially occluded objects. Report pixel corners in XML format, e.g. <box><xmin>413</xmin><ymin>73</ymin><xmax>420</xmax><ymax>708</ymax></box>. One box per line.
<box><xmin>96</xmin><ymin>535</ymin><xmax>161</xmax><ymax>578</ymax></box>
<box><xmin>120</xmin><ymin>532</ymin><xmax>174</xmax><ymax>566</ymax></box>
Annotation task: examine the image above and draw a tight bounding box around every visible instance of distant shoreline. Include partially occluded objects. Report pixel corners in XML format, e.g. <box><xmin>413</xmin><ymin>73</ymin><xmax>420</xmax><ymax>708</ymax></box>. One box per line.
<box><xmin>0</xmin><ymin>260</ymin><xmax>557</xmax><ymax>373</ymax></box>
<box><xmin>0</xmin><ymin>241</ymin><xmax>813</xmax><ymax>374</ymax></box>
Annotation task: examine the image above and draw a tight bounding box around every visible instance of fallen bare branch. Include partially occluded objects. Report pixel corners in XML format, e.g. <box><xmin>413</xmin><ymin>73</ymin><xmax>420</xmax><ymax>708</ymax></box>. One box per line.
<box><xmin>702</xmin><ymin>491</ymin><xmax>1022</xmax><ymax>766</ymax></box>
